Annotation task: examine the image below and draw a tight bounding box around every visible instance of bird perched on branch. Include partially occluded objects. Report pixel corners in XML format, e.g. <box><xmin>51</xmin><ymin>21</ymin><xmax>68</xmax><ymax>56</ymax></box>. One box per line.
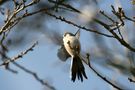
<box><xmin>43</xmin><ymin>29</ymin><xmax>88</xmax><ymax>82</ymax></box>
<box><xmin>62</xmin><ymin>30</ymin><xmax>87</xmax><ymax>82</ymax></box>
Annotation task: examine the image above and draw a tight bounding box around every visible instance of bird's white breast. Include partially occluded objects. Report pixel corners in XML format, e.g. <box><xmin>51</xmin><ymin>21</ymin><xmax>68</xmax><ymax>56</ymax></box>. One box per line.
<box><xmin>63</xmin><ymin>34</ymin><xmax>80</xmax><ymax>57</ymax></box>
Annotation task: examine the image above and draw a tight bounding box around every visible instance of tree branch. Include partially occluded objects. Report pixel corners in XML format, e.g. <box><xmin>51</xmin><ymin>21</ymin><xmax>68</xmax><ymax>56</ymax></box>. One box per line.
<box><xmin>82</xmin><ymin>54</ymin><xmax>123</xmax><ymax>90</ymax></box>
<box><xmin>0</xmin><ymin>41</ymin><xmax>38</xmax><ymax>66</ymax></box>
<box><xmin>13</xmin><ymin>62</ymin><xmax>56</xmax><ymax>90</ymax></box>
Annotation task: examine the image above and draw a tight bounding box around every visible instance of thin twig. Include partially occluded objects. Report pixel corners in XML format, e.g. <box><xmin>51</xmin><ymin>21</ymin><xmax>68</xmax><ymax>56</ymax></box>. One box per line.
<box><xmin>0</xmin><ymin>41</ymin><xmax>38</xmax><ymax>66</ymax></box>
<box><xmin>48</xmin><ymin>0</ymin><xmax>81</xmax><ymax>13</ymax></box>
<box><xmin>0</xmin><ymin>0</ymin><xmax>40</xmax><ymax>34</ymax></box>
<box><xmin>99</xmin><ymin>10</ymin><xmax>124</xmax><ymax>30</ymax></box>
<box><xmin>94</xmin><ymin>18</ymin><xmax>135</xmax><ymax>52</ymax></box>
<box><xmin>111</xmin><ymin>5</ymin><xmax>124</xmax><ymax>26</ymax></box>
<box><xmin>12</xmin><ymin>62</ymin><xmax>56</xmax><ymax>90</ymax></box>
<box><xmin>0</xmin><ymin>33</ymin><xmax>18</xmax><ymax>73</ymax></box>
<box><xmin>124</xmin><ymin>16</ymin><xmax>135</xmax><ymax>22</ymax></box>
<box><xmin>23</xmin><ymin>8</ymin><xmax>113</xmax><ymax>38</ymax></box>
<box><xmin>82</xmin><ymin>54</ymin><xmax>122</xmax><ymax>90</ymax></box>
<box><xmin>100</xmin><ymin>11</ymin><xmax>115</xmax><ymax>23</ymax></box>
<box><xmin>116</xmin><ymin>22</ymin><xmax>124</xmax><ymax>40</ymax></box>
<box><xmin>128</xmin><ymin>78</ymin><xmax>135</xmax><ymax>83</ymax></box>
<box><xmin>0</xmin><ymin>41</ymin><xmax>56</xmax><ymax>90</ymax></box>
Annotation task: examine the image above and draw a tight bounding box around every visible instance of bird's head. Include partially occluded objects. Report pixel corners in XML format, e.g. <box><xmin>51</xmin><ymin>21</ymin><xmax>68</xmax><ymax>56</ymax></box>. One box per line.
<box><xmin>63</xmin><ymin>29</ymin><xmax>80</xmax><ymax>39</ymax></box>
<box><xmin>63</xmin><ymin>32</ymin><xmax>74</xmax><ymax>38</ymax></box>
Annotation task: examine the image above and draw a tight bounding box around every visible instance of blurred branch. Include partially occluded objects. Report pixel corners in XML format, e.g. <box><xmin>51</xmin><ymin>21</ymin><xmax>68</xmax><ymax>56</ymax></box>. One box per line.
<box><xmin>47</xmin><ymin>1</ymin><xmax>135</xmax><ymax>52</ymax></box>
<box><xmin>44</xmin><ymin>12</ymin><xmax>113</xmax><ymax>38</ymax></box>
<box><xmin>0</xmin><ymin>0</ymin><xmax>135</xmax><ymax>89</ymax></box>
<box><xmin>2</xmin><ymin>0</ymin><xmax>111</xmax><ymax>38</ymax></box>
<box><xmin>0</xmin><ymin>41</ymin><xmax>38</xmax><ymax>66</ymax></box>
<box><xmin>2</xmin><ymin>1</ymin><xmax>134</xmax><ymax>52</ymax></box>
<box><xmin>100</xmin><ymin>11</ymin><xmax>115</xmax><ymax>23</ymax></box>
<box><xmin>111</xmin><ymin>5</ymin><xmax>135</xmax><ymax>23</ymax></box>
<box><xmin>82</xmin><ymin>54</ymin><xmax>123</xmax><ymax>90</ymax></box>
<box><xmin>0</xmin><ymin>0</ymin><xmax>40</xmax><ymax>34</ymax></box>
<box><xmin>21</xmin><ymin>7</ymin><xmax>113</xmax><ymax>38</ymax></box>
<box><xmin>0</xmin><ymin>0</ymin><xmax>114</xmax><ymax>45</ymax></box>
<box><xmin>0</xmin><ymin>55</ymin><xmax>56</xmax><ymax>90</ymax></box>
<box><xmin>128</xmin><ymin>78</ymin><xmax>135</xmax><ymax>83</ymax></box>
<box><xmin>0</xmin><ymin>41</ymin><xmax>56</xmax><ymax>90</ymax></box>
<box><xmin>45</xmin><ymin>2</ymin><xmax>135</xmax><ymax>52</ymax></box>
<box><xmin>48</xmin><ymin>0</ymin><xmax>81</xmax><ymax>13</ymax></box>
<box><xmin>99</xmin><ymin>11</ymin><xmax>124</xmax><ymax>29</ymax></box>
<box><xmin>0</xmin><ymin>32</ymin><xmax>18</xmax><ymax>73</ymax></box>
<box><xmin>89</xmin><ymin>65</ymin><xmax>122</xmax><ymax>90</ymax></box>
<box><xmin>13</xmin><ymin>62</ymin><xmax>56</xmax><ymax>90</ymax></box>
<box><xmin>94</xmin><ymin>11</ymin><xmax>135</xmax><ymax>52</ymax></box>
<box><xmin>0</xmin><ymin>0</ymin><xmax>9</xmax><ymax>5</ymax></box>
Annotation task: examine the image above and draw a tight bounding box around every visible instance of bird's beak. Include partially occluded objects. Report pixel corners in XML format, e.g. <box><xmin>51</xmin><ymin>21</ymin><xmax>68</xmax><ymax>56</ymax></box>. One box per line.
<box><xmin>75</xmin><ymin>29</ymin><xmax>80</xmax><ymax>36</ymax></box>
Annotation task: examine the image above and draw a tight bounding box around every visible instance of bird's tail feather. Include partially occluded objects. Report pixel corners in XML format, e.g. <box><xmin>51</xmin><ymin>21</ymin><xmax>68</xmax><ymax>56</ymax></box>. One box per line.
<box><xmin>71</xmin><ymin>55</ymin><xmax>87</xmax><ymax>82</ymax></box>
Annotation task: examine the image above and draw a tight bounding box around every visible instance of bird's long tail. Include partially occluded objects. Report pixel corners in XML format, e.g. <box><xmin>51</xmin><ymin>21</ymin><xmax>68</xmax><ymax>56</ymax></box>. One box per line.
<box><xmin>71</xmin><ymin>55</ymin><xmax>87</xmax><ymax>82</ymax></box>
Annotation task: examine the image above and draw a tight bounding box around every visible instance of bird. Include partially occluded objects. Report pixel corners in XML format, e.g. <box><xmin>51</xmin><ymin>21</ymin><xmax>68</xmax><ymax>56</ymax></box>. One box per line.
<box><xmin>62</xmin><ymin>30</ymin><xmax>87</xmax><ymax>82</ymax></box>
<box><xmin>43</xmin><ymin>29</ymin><xmax>88</xmax><ymax>82</ymax></box>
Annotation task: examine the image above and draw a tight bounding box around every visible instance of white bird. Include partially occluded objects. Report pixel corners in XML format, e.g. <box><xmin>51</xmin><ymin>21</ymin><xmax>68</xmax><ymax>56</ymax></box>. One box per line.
<box><xmin>63</xmin><ymin>30</ymin><xmax>87</xmax><ymax>82</ymax></box>
<box><xmin>43</xmin><ymin>29</ymin><xmax>88</xmax><ymax>82</ymax></box>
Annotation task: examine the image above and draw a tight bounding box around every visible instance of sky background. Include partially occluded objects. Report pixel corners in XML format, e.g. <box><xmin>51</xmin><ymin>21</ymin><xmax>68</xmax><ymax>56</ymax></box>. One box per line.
<box><xmin>0</xmin><ymin>0</ymin><xmax>135</xmax><ymax>90</ymax></box>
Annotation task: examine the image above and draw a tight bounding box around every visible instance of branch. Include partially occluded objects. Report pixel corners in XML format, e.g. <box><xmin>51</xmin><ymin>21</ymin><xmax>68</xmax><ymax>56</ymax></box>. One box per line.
<box><xmin>67</xmin><ymin>39</ymin><xmax>121</xmax><ymax>89</ymax></box>
<box><xmin>82</xmin><ymin>54</ymin><xmax>122</xmax><ymax>90</ymax></box>
<box><xmin>12</xmin><ymin>62</ymin><xmax>56</xmax><ymax>90</ymax></box>
<box><xmin>0</xmin><ymin>41</ymin><xmax>56</xmax><ymax>90</ymax></box>
<box><xmin>18</xmin><ymin>7</ymin><xmax>113</xmax><ymax>38</ymax></box>
<box><xmin>0</xmin><ymin>0</ymin><xmax>9</xmax><ymax>5</ymax></box>
<box><xmin>0</xmin><ymin>41</ymin><xmax>38</xmax><ymax>66</ymax></box>
<box><xmin>94</xmin><ymin>18</ymin><xmax>135</xmax><ymax>52</ymax></box>
<box><xmin>0</xmin><ymin>0</ymin><xmax>40</xmax><ymax>34</ymax></box>
<box><xmin>0</xmin><ymin>0</ymin><xmax>114</xmax><ymax>44</ymax></box>
<box><xmin>48</xmin><ymin>0</ymin><xmax>81</xmax><ymax>13</ymax></box>
<box><xmin>46</xmin><ymin>2</ymin><xmax>135</xmax><ymax>52</ymax></box>
<box><xmin>100</xmin><ymin>10</ymin><xmax>124</xmax><ymax>29</ymax></box>
<box><xmin>0</xmin><ymin>33</ymin><xmax>18</xmax><ymax>73</ymax></box>
<box><xmin>128</xmin><ymin>78</ymin><xmax>135</xmax><ymax>83</ymax></box>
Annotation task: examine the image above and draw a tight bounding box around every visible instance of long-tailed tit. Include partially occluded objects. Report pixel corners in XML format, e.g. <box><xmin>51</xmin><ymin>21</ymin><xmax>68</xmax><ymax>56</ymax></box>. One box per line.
<box><xmin>43</xmin><ymin>29</ymin><xmax>87</xmax><ymax>82</ymax></box>
<box><xmin>63</xmin><ymin>30</ymin><xmax>87</xmax><ymax>82</ymax></box>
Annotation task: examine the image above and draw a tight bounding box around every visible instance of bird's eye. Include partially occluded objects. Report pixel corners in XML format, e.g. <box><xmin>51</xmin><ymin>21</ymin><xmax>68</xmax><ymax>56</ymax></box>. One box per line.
<box><xmin>63</xmin><ymin>32</ymin><xmax>68</xmax><ymax>37</ymax></box>
<box><xmin>63</xmin><ymin>33</ymin><xmax>66</xmax><ymax>37</ymax></box>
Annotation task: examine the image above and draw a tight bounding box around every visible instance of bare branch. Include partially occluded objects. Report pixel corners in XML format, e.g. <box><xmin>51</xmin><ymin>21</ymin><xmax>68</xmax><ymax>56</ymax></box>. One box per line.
<box><xmin>23</xmin><ymin>8</ymin><xmax>113</xmax><ymax>38</ymax></box>
<box><xmin>94</xmin><ymin>18</ymin><xmax>135</xmax><ymax>52</ymax></box>
<box><xmin>0</xmin><ymin>41</ymin><xmax>38</xmax><ymax>66</ymax></box>
<box><xmin>100</xmin><ymin>11</ymin><xmax>115</xmax><ymax>23</ymax></box>
<box><xmin>13</xmin><ymin>62</ymin><xmax>56</xmax><ymax>90</ymax></box>
<box><xmin>128</xmin><ymin>78</ymin><xmax>135</xmax><ymax>83</ymax></box>
<box><xmin>0</xmin><ymin>0</ymin><xmax>40</xmax><ymax>34</ymax></box>
<box><xmin>48</xmin><ymin>0</ymin><xmax>81</xmax><ymax>13</ymax></box>
<box><xmin>82</xmin><ymin>53</ymin><xmax>123</xmax><ymax>90</ymax></box>
<box><xmin>0</xmin><ymin>41</ymin><xmax>56</xmax><ymax>90</ymax></box>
